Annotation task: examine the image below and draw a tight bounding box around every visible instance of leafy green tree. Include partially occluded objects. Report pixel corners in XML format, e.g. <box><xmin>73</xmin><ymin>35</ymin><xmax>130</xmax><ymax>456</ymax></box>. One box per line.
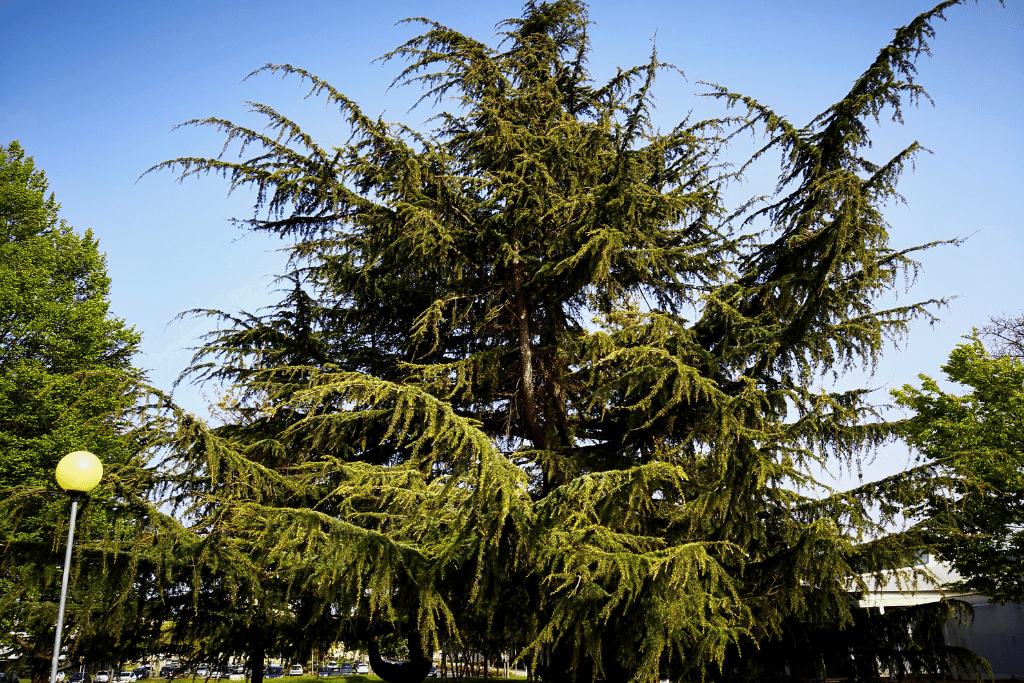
<box><xmin>147</xmin><ymin>2</ymin><xmax>995</xmax><ymax>681</ymax></box>
<box><xmin>0</xmin><ymin>141</ymin><xmax>158</xmax><ymax>683</ymax></box>
<box><xmin>892</xmin><ymin>329</ymin><xmax>1024</xmax><ymax>603</ymax></box>
<box><xmin>0</xmin><ymin>141</ymin><xmax>142</xmax><ymax>501</ymax></box>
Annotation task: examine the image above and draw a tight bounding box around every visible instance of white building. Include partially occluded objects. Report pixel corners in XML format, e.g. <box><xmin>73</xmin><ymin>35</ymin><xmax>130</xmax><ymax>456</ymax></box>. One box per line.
<box><xmin>855</xmin><ymin>556</ymin><xmax>1024</xmax><ymax>679</ymax></box>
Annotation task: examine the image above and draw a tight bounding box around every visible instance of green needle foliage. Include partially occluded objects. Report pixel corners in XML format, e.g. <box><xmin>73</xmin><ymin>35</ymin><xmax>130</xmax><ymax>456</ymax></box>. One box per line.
<box><xmin>145</xmin><ymin>2</ymin><xmax>996</xmax><ymax>681</ymax></box>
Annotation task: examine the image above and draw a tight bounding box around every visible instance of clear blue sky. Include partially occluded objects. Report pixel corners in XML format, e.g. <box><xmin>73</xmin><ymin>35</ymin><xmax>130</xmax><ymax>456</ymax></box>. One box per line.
<box><xmin>2</xmin><ymin>0</ymin><xmax>1021</xmax><ymax>487</ymax></box>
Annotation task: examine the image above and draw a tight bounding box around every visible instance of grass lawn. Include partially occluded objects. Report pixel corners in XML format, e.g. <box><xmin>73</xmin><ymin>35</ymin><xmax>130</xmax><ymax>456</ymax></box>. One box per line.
<box><xmin>291</xmin><ymin>677</ymin><xmax>528</xmax><ymax>682</ymax></box>
<box><xmin>273</xmin><ymin>675</ymin><xmax>530</xmax><ymax>683</ymax></box>
<box><xmin>288</xmin><ymin>675</ymin><xmax>528</xmax><ymax>682</ymax></box>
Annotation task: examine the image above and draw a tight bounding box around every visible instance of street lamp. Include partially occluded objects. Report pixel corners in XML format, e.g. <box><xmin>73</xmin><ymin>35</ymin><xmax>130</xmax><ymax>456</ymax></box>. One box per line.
<box><xmin>50</xmin><ymin>451</ymin><xmax>103</xmax><ymax>683</ymax></box>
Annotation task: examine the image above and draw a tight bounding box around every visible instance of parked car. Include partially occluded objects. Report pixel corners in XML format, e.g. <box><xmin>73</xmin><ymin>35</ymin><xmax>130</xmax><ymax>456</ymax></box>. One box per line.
<box><xmin>288</xmin><ymin>665</ymin><xmax>303</xmax><ymax>676</ymax></box>
<box><xmin>95</xmin><ymin>672</ymin><xmax>112</xmax><ymax>683</ymax></box>
<box><xmin>70</xmin><ymin>673</ymin><xmax>93</xmax><ymax>683</ymax></box>
<box><xmin>114</xmin><ymin>671</ymin><xmax>137</xmax><ymax>682</ymax></box>
<box><xmin>355</xmin><ymin>663</ymin><xmax>368</xmax><ymax>675</ymax></box>
<box><xmin>265</xmin><ymin>666</ymin><xmax>284</xmax><ymax>679</ymax></box>
<box><xmin>226</xmin><ymin>667</ymin><xmax>245</xmax><ymax>681</ymax></box>
<box><xmin>338</xmin><ymin>664</ymin><xmax>352</xmax><ymax>676</ymax></box>
<box><xmin>316</xmin><ymin>667</ymin><xmax>329</xmax><ymax>678</ymax></box>
<box><xmin>132</xmin><ymin>668</ymin><xmax>150</xmax><ymax>680</ymax></box>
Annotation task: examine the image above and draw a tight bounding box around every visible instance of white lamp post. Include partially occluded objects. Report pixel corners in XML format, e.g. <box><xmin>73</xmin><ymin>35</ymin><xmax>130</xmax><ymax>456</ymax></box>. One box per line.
<box><xmin>50</xmin><ymin>451</ymin><xmax>103</xmax><ymax>683</ymax></box>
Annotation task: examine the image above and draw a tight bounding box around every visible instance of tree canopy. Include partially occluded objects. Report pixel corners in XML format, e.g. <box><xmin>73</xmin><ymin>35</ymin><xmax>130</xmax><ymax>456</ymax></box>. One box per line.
<box><xmin>893</xmin><ymin>320</ymin><xmax>1024</xmax><ymax>604</ymax></box>
<box><xmin>0</xmin><ymin>141</ymin><xmax>157</xmax><ymax>683</ymax></box>
<box><xmin>144</xmin><ymin>2</ymin><xmax>996</xmax><ymax>681</ymax></box>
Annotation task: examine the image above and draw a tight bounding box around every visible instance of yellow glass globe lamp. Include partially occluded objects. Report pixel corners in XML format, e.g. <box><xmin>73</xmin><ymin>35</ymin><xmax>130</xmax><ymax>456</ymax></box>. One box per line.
<box><xmin>55</xmin><ymin>450</ymin><xmax>103</xmax><ymax>493</ymax></box>
<box><xmin>49</xmin><ymin>450</ymin><xmax>103</xmax><ymax>683</ymax></box>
